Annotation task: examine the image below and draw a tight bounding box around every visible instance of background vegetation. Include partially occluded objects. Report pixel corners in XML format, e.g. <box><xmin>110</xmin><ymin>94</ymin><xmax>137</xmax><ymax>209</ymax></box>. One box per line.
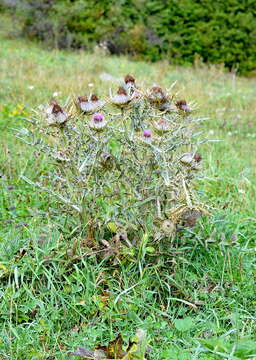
<box><xmin>0</xmin><ymin>13</ymin><xmax>256</xmax><ymax>360</ymax></box>
<box><xmin>2</xmin><ymin>0</ymin><xmax>256</xmax><ymax>75</ymax></box>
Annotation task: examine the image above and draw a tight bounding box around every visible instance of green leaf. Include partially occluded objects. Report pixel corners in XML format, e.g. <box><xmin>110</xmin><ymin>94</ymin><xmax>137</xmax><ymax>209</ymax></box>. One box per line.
<box><xmin>146</xmin><ymin>246</ymin><xmax>155</xmax><ymax>253</ymax></box>
<box><xmin>174</xmin><ymin>317</ymin><xmax>195</xmax><ymax>332</ymax></box>
<box><xmin>107</xmin><ymin>222</ymin><xmax>118</xmax><ymax>233</ymax></box>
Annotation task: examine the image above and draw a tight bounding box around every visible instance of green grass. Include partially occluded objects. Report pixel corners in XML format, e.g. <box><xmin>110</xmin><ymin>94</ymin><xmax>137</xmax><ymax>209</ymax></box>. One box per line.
<box><xmin>0</xmin><ymin>14</ymin><xmax>256</xmax><ymax>360</ymax></box>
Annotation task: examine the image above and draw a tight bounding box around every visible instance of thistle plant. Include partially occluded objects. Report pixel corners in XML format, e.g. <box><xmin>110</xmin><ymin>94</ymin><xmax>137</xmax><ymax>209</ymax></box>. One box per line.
<box><xmin>19</xmin><ymin>75</ymin><xmax>208</xmax><ymax>251</ymax></box>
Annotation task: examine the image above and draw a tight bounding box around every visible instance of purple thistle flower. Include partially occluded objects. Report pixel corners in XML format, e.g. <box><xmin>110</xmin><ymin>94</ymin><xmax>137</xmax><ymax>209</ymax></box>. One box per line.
<box><xmin>143</xmin><ymin>129</ymin><xmax>152</xmax><ymax>138</ymax></box>
<box><xmin>92</xmin><ymin>113</ymin><xmax>104</xmax><ymax>123</ymax></box>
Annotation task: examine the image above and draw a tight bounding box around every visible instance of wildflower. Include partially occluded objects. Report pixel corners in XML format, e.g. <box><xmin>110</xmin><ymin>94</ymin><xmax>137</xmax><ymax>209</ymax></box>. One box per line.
<box><xmin>89</xmin><ymin>112</ymin><xmax>107</xmax><ymax>130</ymax></box>
<box><xmin>193</xmin><ymin>153</ymin><xmax>202</xmax><ymax>163</ymax></box>
<box><xmin>110</xmin><ymin>87</ymin><xmax>132</xmax><ymax>106</ymax></box>
<box><xmin>124</xmin><ymin>75</ymin><xmax>135</xmax><ymax>86</ymax></box>
<box><xmin>148</xmin><ymin>86</ymin><xmax>167</xmax><ymax>104</ymax></box>
<box><xmin>93</xmin><ymin>113</ymin><xmax>104</xmax><ymax>123</ymax></box>
<box><xmin>77</xmin><ymin>94</ymin><xmax>105</xmax><ymax>113</ymax></box>
<box><xmin>28</xmin><ymin>85</ymin><xmax>35</xmax><ymax>90</ymax></box>
<box><xmin>153</xmin><ymin>119</ymin><xmax>170</xmax><ymax>134</ymax></box>
<box><xmin>46</xmin><ymin>100</ymin><xmax>68</xmax><ymax>126</ymax></box>
<box><xmin>180</xmin><ymin>152</ymin><xmax>202</xmax><ymax>170</ymax></box>
<box><xmin>88</xmin><ymin>83</ymin><xmax>94</xmax><ymax>87</ymax></box>
<box><xmin>143</xmin><ymin>129</ymin><xmax>152</xmax><ymax>138</ymax></box>
<box><xmin>175</xmin><ymin>100</ymin><xmax>191</xmax><ymax>112</ymax></box>
<box><xmin>124</xmin><ymin>74</ymin><xmax>136</xmax><ymax>92</ymax></box>
<box><xmin>180</xmin><ymin>153</ymin><xmax>194</xmax><ymax>165</ymax></box>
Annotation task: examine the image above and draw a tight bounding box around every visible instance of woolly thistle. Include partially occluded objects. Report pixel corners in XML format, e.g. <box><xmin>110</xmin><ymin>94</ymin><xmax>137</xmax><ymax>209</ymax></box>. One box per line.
<box><xmin>19</xmin><ymin>75</ymin><xmax>209</xmax><ymax>254</ymax></box>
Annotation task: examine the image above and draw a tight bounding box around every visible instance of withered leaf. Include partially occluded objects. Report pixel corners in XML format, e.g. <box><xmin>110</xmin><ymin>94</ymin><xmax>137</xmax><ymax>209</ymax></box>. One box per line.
<box><xmin>69</xmin><ymin>329</ymin><xmax>149</xmax><ymax>359</ymax></box>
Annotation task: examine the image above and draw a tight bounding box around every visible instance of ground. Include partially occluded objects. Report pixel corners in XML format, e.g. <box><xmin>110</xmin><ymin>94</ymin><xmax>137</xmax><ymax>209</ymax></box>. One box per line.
<box><xmin>0</xmin><ymin>15</ymin><xmax>256</xmax><ymax>360</ymax></box>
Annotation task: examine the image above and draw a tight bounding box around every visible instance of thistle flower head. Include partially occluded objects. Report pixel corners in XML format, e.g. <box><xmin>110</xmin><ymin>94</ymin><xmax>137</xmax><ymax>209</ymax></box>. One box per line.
<box><xmin>143</xmin><ymin>129</ymin><xmax>152</xmax><ymax>138</ymax></box>
<box><xmin>175</xmin><ymin>99</ymin><xmax>191</xmax><ymax>112</ymax></box>
<box><xmin>52</xmin><ymin>103</ymin><xmax>63</xmax><ymax>114</ymax></box>
<box><xmin>89</xmin><ymin>112</ymin><xmax>107</xmax><ymax>130</ymax></box>
<box><xmin>117</xmin><ymin>87</ymin><xmax>127</xmax><ymax>95</ymax></box>
<box><xmin>110</xmin><ymin>87</ymin><xmax>132</xmax><ymax>106</ymax></box>
<box><xmin>90</xmin><ymin>94</ymin><xmax>99</xmax><ymax>102</ymax></box>
<box><xmin>124</xmin><ymin>75</ymin><xmax>135</xmax><ymax>85</ymax></box>
<box><xmin>193</xmin><ymin>153</ymin><xmax>202</xmax><ymax>163</ymax></box>
<box><xmin>154</xmin><ymin>118</ymin><xmax>170</xmax><ymax>133</ymax></box>
<box><xmin>152</xmin><ymin>86</ymin><xmax>164</xmax><ymax>94</ymax></box>
<box><xmin>180</xmin><ymin>152</ymin><xmax>202</xmax><ymax>170</ymax></box>
<box><xmin>180</xmin><ymin>153</ymin><xmax>194</xmax><ymax>165</ymax></box>
<box><xmin>77</xmin><ymin>94</ymin><xmax>105</xmax><ymax>113</ymax></box>
<box><xmin>78</xmin><ymin>96</ymin><xmax>88</xmax><ymax>103</ymax></box>
<box><xmin>148</xmin><ymin>85</ymin><xmax>167</xmax><ymax>104</ymax></box>
<box><xmin>46</xmin><ymin>100</ymin><xmax>68</xmax><ymax>126</ymax></box>
<box><xmin>92</xmin><ymin>112</ymin><xmax>104</xmax><ymax>123</ymax></box>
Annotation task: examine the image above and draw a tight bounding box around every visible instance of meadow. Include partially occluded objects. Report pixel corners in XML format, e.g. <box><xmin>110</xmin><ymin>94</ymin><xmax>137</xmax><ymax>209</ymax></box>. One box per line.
<box><xmin>0</xmin><ymin>15</ymin><xmax>256</xmax><ymax>360</ymax></box>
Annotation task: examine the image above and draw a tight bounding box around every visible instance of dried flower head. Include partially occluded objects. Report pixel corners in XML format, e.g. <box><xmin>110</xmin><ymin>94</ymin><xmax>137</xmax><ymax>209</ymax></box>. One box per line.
<box><xmin>154</xmin><ymin>119</ymin><xmax>170</xmax><ymax>133</ymax></box>
<box><xmin>91</xmin><ymin>94</ymin><xmax>99</xmax><ymax>102</ymax></box>
<box><xmin>180</xmin><ymin>153</ymin><xmax>194</xmax><ymax>165</ymax></box>
<box><xmin>175</xmin><ymin>99</ymin><xmax>191</xmax><ymax>112</ymax></box>
<box><xmin>193</xmin><ymin>153</ymin><xmax>202</xmax><ymax>163</ymax></box>
<box><xmin>124</xmin><ymin>75</ymin><xmax>135</xmax><ymax>84</ymax></box>
<box><xmin>110</xmin><ymin>87</ymin><xmax>132</xmax><ymax>106</ymax></box>
<box><xmin>180</xmin><ymin>152</ymin><xmax>202</xmax><ymax>170</ymax></box>
<box><xmin>46</xmin><ymin>100</ymin><xmax>68</xmax><ymax>126</ymax></box>
<box><xmin>77</xmin><ymin>94</ymin><xmax>105</xmax><ymax>113</ymax></box>
<box><xmin>148</xmin><ymin>86</ymin><xmax>167</xmax><ymax>104</ymax></box>
<box><xmin>78</xmin><ymin>96</ymin><xmax>88</xmax><ymax>103</ymax></box>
